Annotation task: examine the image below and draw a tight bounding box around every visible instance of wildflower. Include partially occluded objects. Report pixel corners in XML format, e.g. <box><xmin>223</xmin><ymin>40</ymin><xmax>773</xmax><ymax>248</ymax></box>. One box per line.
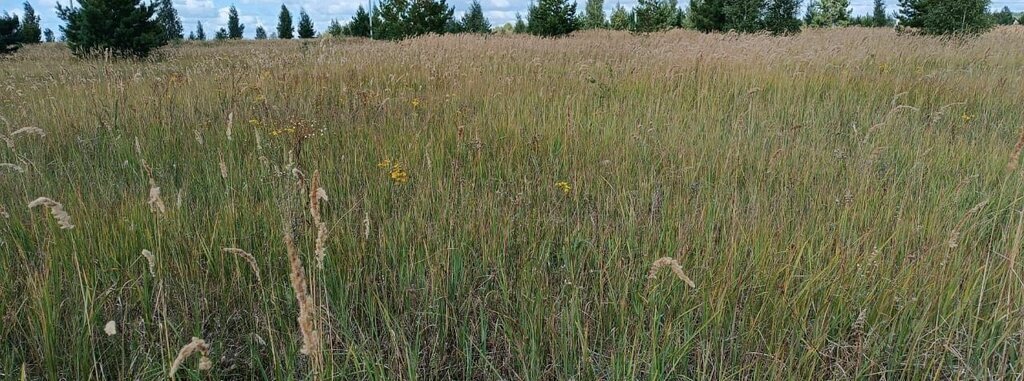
<box><xmin>878</xmin><ymin>63</ymin><xmax>888</xmax><ymax>73</ymax></box>
<box><xmin>555</xmin><ymin>181</ymin><xmax>571</xmax><ymax>195</ymax></box>
<box><xmin>961</xmin><ymin>113</ymin><xmax>974</xmax><ymax>123</ymax></box>
<box><xmin>411</xmin><ymin>97</ymin><xmax>421</xmax><ymax>109</ymax></box>
<box><xmin>377</xmin><ymin>159</ymin><xmax>392</xmax><ymax>169</ymax></box>
<box><xmin>390</xmin><ymin>164</ymin><xmax>409</xmax><ymax>183</ymax></box>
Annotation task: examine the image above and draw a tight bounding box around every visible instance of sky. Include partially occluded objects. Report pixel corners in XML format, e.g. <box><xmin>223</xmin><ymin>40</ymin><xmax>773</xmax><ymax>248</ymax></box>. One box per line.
<box><xmin>3</xmin><ymin>0</ymin><xmax>1024</xmax><ymax>39</ymax></box>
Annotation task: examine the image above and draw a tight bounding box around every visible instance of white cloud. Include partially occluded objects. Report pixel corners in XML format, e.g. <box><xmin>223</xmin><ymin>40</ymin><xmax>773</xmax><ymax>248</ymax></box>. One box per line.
<box><xmin>489</xmin><ymin>0</ymin><xmax>510</xmax><ymax>8</ymax></box>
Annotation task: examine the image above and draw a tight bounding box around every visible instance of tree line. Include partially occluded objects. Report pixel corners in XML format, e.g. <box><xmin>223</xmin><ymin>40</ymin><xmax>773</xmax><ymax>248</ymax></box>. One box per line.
<box><xmin>1</xmin><ymin>0</ymin><xmax>1020</xmax><ymax>58</ymax></box>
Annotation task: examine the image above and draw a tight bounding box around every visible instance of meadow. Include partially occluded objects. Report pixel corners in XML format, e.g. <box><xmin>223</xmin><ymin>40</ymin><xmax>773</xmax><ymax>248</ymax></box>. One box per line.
<box><xmin>1</xmin><ymin>27</ymin><xmax>1024</xmax><ymax>379</ymax></box>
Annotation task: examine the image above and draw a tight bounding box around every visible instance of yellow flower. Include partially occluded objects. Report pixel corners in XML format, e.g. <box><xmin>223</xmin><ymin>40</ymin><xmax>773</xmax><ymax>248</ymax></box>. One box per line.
<box><xmin>411</xmin><ymin>97</ymin><xmax>421</xmax><ymax>109</ymax></box>
<box><xmin>377</xmin><ymin>159</ymin><xmax>392</xmax><ymax>169</ymax></box>
<box><xmin>555</xmin><ymin>181</ymin><xmax>571</xmax><ymax>195</ymax></box>
<box><xmin>878</xmin><ymin>63</ymin><xmax>889</xmax><ymax>73</ymax></box>
<box><xmin>390</xmin><ymin>164</ymin><xmax>409</xmax><ymax>183</ymax></box>
<box><xmin>962</xmin><ymin>113</ymin><xmax>974</xmax><ymax>123</ymax></box>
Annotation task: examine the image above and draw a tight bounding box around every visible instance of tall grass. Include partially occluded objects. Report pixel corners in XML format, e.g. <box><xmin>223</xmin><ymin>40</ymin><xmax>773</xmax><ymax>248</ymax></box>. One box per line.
<box><xmin>1</xmin><ymin>27</ymin><xmax>1023</xmax><ymax>379</ymax></box>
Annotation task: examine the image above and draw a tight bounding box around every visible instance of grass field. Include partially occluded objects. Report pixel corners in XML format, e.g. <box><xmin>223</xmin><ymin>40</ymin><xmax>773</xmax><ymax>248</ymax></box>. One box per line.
<box><xmin>2</xmin><ymin>27</ymin><xmax>1024</xmax><ymax>379</ymax></box>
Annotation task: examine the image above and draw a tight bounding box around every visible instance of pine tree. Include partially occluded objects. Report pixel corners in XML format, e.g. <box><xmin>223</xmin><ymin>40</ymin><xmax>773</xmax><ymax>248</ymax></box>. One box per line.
<box><xmin>405</xmin><ymin>0</ymin><xmax>454</xmax><ymax>36</ymax></box>
<box><xmin>689</xmin><ymin>0</ymin><xmax>726</xmax><ymax>32</ymax></box>
<box><xmin>804</xmin><ymin>0</ymin><xmax>820</xmax><ymax>24</ymax></box>
<box><xmin>871</xmin><ymin>0</ymin><xmax>888</xmax><ymax>26</ymax></box>
<box><xmin>609</xmin><ymin>3</ymin><xmax>630</xmax><ymax>29</ymax></box>
<box><xmin>214</xmin><ymin>28</ymin><xmax>228</xmax><ymax>39</ymax></box>
<box><xmin>227</xmin><ymin>5</ymin><xmax>244</xmax><ymax>39</ymax></box>
<box><xmin>375</xmin><ymin>0</ymin><xmax>409</xmax><ymax>40</ymax></box>
<box><xmin>898</xmin><ymin>0</ymin><xmax>991</xmax><ymax>35</ymax></box>
<box><xmin>809</xmin><ymin>0</ymin><xmax>849</xmax><ymax>26</ymax></box>
<box><xmin>255</xmin><ymin>25</ymin><xmax>267</xmax><ymax>39</ymax></box>
<box><xmin>20</xmin><ymin>2</ymin><xmax>42</xmax><ymax>44</ymax></box>
<box><xmin>57</xmin><ymin>0</ymin><xmax>166</xmax><ymax>58</ymax></box>
<box><xmin>583</xmin><ymin>0</ymin><xmax>606</xmax><ymax>28</ymax></box>
<box><xmin>1</xmin><ymin>13</ymin><xmax>20</xmax><ymax>55</ymax></box>
<box><xmin>460</xmin><ymin>0</ymin><xmax>491</xmax><ymax>33</ymax></box>
<box><xmin>277</xmin><ymin>5</ymin><xmax>293</xmax><ymax>39</ymax></box>
<box><xmin>763</xmin><ymin>0</ymin><xmax>800</xmax><ymax>34</ymax></box>
<box><xmin>632</xmin><ymin>0</ymin><xmax>677</xmax><ymax>32</ymax></box>
<box><xmin>193</xmin><ymin>21</ymin><xmax>206</xmax><ymax>40</ymax></box>
<box><xmin>513</xmin><ymin>12</ymin><xmax>527</xmax><ymax>33</ymax></box>
<box><xmin>527</xmin><ymin>0</ymin><xmax>577</xmax><ymax>36</ymax></box>
<box><xmin>349</xmin><ymin>6</ymin><xmax>372</xmax><ymax>37</ymax></box>
<box><xmin>155</xmin><ymin>0</ymin><xmax>183</xmax><ymax>41</ymax></box>
<box><xmin>993</xmin><ymin>6</ymin><xmax>1014</xmax><ymax>25</ymax></box>
<box><xmin>43</xmin><ymin>28</ymin><xmax>54</xmax><ymax>42</ymax></box>
<box><xmin>297</xmin><ymin>9</ymin><xmax>315</xmax><ymax>38</ymax></box>
<box><xmin>326</xmin><ymin>19</ymin><xmax>344</xmax><ymax>36</ymax></box>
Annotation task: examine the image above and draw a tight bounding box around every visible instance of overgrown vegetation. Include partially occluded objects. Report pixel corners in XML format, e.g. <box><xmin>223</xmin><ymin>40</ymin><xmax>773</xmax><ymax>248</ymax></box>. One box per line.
<box><xmin>2</xmin><ymin>28</ymin><xmax>1023</xmax><ymax>379</ymax></box>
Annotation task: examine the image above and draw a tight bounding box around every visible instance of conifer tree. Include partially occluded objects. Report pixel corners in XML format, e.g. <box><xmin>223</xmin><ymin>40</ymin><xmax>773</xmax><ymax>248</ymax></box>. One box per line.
<box><xmin>763</xmin><ymin>0</ymin><xmax>800</xmax><ymax>34</ymax></box>
<box><xmin>405</xmin><ymin>0</ymin><xmax>454</xmax><ymax>36</ymax></box>
<box><xmin>583</xmin><ymin>0</ymin><xmax>606</xmax><ymax>28</ymax></box>
<box><xmin>993</xmin><ymin>6</ymin><xmax>1014</xmax><ymax>25</ymax></box>
<box><xmin>632</xmin><ymin>0</ymin><xmax>677</xmax><ymax>32</ymax></box>
<box><xmin>0</xmin><ymin>13</ymin><xmax>20</xmax><ymax>55</ymax></box>
<box><xmin>349</xmin><ymin>6</ymin><xmax>372</xmax><ymax>37</ymax></box>
<box><xmin>513</xmin><ymin>12</ymin><xmax>527</xmax><ymax>33</ymax></box>
<box><xmin>871</xmin><ymin>0</ymin><xmax>888</xmax><ymax>26</ymax></box>
<box><xmin>255</xmin><ymin>25</ymin><xmax>267</xmax><ymax>39</ymax></box>
<box><xmin>227</xmin><ymin>5</ymin><xmax>244</xmax><ymax>39</ymax></box>
<box><xmin>527</xmin><ymin>0</ymin><xmax>577</xmax><ymax>36</ymax></box>
<box><xmin>460</xmin><ymin>0</ymin><xmax>491</xmax><ymax>33</ymax></box>
<box><xmin>57</xmin><ymin>0</ymin><xmax>166</xmax><ymax>58</ymax></box>
<box><xmin>193</xmin><ymin>21</ymin><xmax>206</xmax><ymax>40</ymax></box>
<box><xmin>43</xmin><ymin>28</ymin><xmax>54</xmax><ymax>42</ymax></box>
<box><xmin>898</xmin><ymin>0</ymin><xmax>991</xmax><ymax>34</ymax></box>
<box><xmin>609</xmin><ymin>3</ymin><xmax>630</xmax><ymax>30</ymax></box>
<box><xmin>155</xmin><ymin>0</ymin><xmax>183</xmax><ymax>41</ymax></box>
<box><xmin>297</xmin><ymin>8</ymin><xmax>315</xmax><ymax>38</ymax></box>
<box><xmin>277</xmin><ymin>5</ymin><xmax>293</xmax><ymax>39</ymax></box>
<box><xmin>20</xmin><ymin>2</ymin><xmax>42</xmax><ymax>44</ymax></box>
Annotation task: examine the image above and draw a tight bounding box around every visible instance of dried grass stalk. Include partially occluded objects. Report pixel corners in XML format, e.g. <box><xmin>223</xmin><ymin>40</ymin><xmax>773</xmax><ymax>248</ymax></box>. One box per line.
<box><xmin>283</xmin><ymin>227</ymin><xmax>322</xmax><ymax>364</ymax></box>
<box><xmin>168</xmin><ymin>337</ymin><xmax>212</xmax><ymax>378</ymax></box>
<box><xmin>27</xmin><ymin>197</ymin><xmax>74</xmax><ymax>229</ymax></box>
<box><xmin>222</xmin><ymin>248</ymin><xmax>261</xmax><ymax>283</ymax></box>
<box><xmin>647</xmin><ymin>257</ymin><xmax>696</xmax><ymax>288</ymax></box>
<box><xmin>1</xmin><ymin>162</ymin><xmax>25</xmax><ymax>173</ymax></box>
<box><xmin>147</xmin><ymin>177</ymin><xmax>166</xmax><ymax>216</ymax></box>
<box><xmin>10</xmin><ymin>127</ymin><xmax>45</xmax><ymax>137</ymax></box>
<box><xmin>309</xmin><ymin>170</ymin><xmax>329</xmax><ymax>269</ymax></box>
<box><xmin>141</xmin><ymin>249</ymin><xmax>155</xmax><ymax>277</ymax></box>
<box><xmin>0</xmin><ymin>204</ymin><xmax>8</xmax><ymax>219</ymax></box>
<box><xmin>1008</xmin><ymin>125</ymin><xmax>1024</xmax><ymax>171</ymax></box>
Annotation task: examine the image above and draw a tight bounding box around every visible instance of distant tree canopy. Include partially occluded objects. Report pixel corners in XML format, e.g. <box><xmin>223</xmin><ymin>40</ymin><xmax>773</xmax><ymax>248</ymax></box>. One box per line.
<box><xmin>458</xmin><ymin>0</ymin><xmax>491</xmax><ymax>33</ymax></box>
<box><xmin>326</xmin><ymin>19</ymin><xmax>345</xmax><ymax>37</ymax></box>
<box><xmin>1</xmin><ymin>13</ymin><xmax>20</xmax><ymax>55</ymax></box>
<box><xmin>57</xmin><ymin>0</ymin><xmax>166</xmax><ymax>58</ymax></box>
<box><xmin>190</xmin><ymin>21</ymin><xmax>206</xmax><ymax>41</ymax></box>
<box><xmin>20</xmin><ymin>2</ymin><xmax>42</xmax><ymax>44</ymax></box>
<box><xmin>527</xmin><ymin>0</ymin><xmax>577</xmax><ymax>37</ymax></box>
<box><xmin>992</xmin><ymin>6</ymin><xmax>1015</xmax><ymax>25</ymax></box>
<box><xmin>582</xmin><ymin>0</ymin><xmax>606</xmax><ymax>28</ymax></box>
<box><xmin>690</xmin><ymin>0</ymin><xmax>800</xmax><ymax>34</ymax></box>
<box><xmin>371</xmin><ymin>0</ymin><xmax>454</xmax><ymax>40</ymax></box>
<box><xmin>632</xmin><ymin>0</ymin><xmax>678</xmax><ymax>33</ymax></box>
<box><xmin>297</xmin><ymin>9</ymin><xmax>316</xmax><ymax>38</ymax></box>
<box><xmin>805</xmin><ymin>0</ymin><xmax>850</xmax><ymax>27</ymax></box>
<box><xmin>277</xmin><ymin>5</ymin><xmax>294</xmax><ymax>39</ymax></box>
<box><xmin>227</xmin><ymin>6</ymin><xmax>244</xmax><ymax>39</ymax></box>
<box><xmin>43</xmin><ymin>28</ymin><xmax>55</xmax><ymax>42</ymax></box>
<box><xmin>898</xmin><ymin>0</ymin><xmax>992</xmax><ymax>35</ymax></box>
<box><xmin>609</xmin><ymin>4</ymin><xmax>630</xmax><ymax>30</ymax></box>
<box><xmin>155</xmin><ymin>0</ymin><xmax>183</xmax><ymax>41</ymax></box>
<box><xmin>214</xmin><ymin>28</ymin><xmax>228</xmax><ymax>40</ymax></box>
<box><xmin>254</xmin><ymin>25</ymin><xmax>267</xmax><ymax>39</ymax></box>
<box><xmin>348</xmin><ymin>6</ymin><xmax>372</xmax><ymax>37</ymax></box>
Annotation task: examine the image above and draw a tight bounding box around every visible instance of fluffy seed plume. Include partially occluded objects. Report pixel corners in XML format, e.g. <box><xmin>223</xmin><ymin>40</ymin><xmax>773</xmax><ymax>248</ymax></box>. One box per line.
<box><xmin>222</xmin><ymin>248</ymin><xmax>261</xmax><ymax>283</ymax></box>
<box><xmin>10</xmin><ymin>127</ymin><xmax>45</xmax><ymax>137</ymax></box>
<box><xmin>104</xmin><ymin>320</ymin><xmax>117</xmax><ymax>336</ymax></box>
<box><xmin>0</xmin><ymin>162</ymin><xmax>24</xmax><ymax>173</ymax></box>
<box><xmin>284</xmin><ymin>226</ymin><xmax>322</xmax><ymax>363</ymax></box>
<box><xmin>141</xmin><ymin>249</ymin><xmax>156</xmax><ymax>277</ymax></box>
<box><xmin>27</xmin><ymin>197</ymin><xmax>74</xmax><ymax>229</ymax></box>
<box><xmin>147</xmin><ymin>177</ymin><xmax>166</xmax><ymax>216</ymax></box>
<box><xmin>647</xmin><ymin>257</ymin><xmax>696</xmax><ymax>288</ymax></box>
<box><xmin>309</xmin><ymin>170</ymin><xmax>329</xmax><ymax>269</ymax></box>
<box><xmin>219</xmin><ymin>155</ymin><xmax>228</xmax><ymax>180</ymax></box>
<box><xmin>226</xmin><ymin>112</ymin><xmax>234</xmax><ymax>141</ymax></box>
<box><xmin>169</xmin><ymin>337</ymin><xmax>212</xmax><ymax>378</ymax></box>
